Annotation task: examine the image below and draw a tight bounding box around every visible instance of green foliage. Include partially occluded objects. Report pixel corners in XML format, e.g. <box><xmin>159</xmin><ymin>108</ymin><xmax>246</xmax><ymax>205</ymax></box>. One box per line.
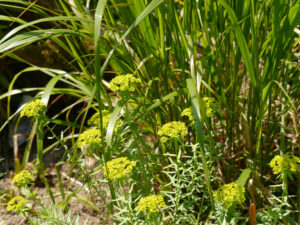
<box><xmin>0</xmin><ymin>0</ymin><xmax>299</xmax><ymax>224</ymax></box>
<box><xmin>31</xmin><ymin>205</ymin><xmax>88</xmax><ymax>225</ymax></box>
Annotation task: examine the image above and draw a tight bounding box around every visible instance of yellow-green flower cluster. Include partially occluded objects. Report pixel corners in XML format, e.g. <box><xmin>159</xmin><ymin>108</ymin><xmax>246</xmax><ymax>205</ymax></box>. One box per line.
<box><xmin>12</xmin><ymin>170</ymin><xmax>33</xmax><ymax>187</ymax></box>
<box><xmin>88</xmin><ymin>110</ymin><xmax>110</xmax><ymax>127</ymax></box>
<box><xmin>181</xmin><ymin>107</ymin><xmax>193</xmax><ymax>121</ymax></box>
<box><xmin>108</xmin><ymin>74</ymin><xmax>141</xmax><ymax>92</ymax></box>
<box><xmin>78</xmin><ymin>128</ymin><xmax>101</xmax><ymax>148</ymax></box>
<box><xmin>214</xmin><ymin>182</ymin><xmax>245</xmax><ymax>208</ymax></box>
<box><xmin>157</xmin><ymin>121</ymin><xmax>188</xmax><ymax>143</ymax></box>
<box><xmin>202</xmin><ymin>97</ymin><xmax>218</xmax><ymax>117</ymax></box>
<box><xmin>103</xmin><ymin>157</ymin><xmax>136</xmax><ymax>180</ymax></box>
<box><xmin>88</xmin><ymin>110</ymin><xmax>121</xmax><ymax>130</ymax></box>
<box><xmin>7</xmin><ymin>196</ymin><xmax>26</xmax><ymax>212</ymax></box>
<box><xmin>136</xmin><ymin>195</ymin><xmax>165</xmax><ymax>213</ymax></box>
<box><xmin>20</xmin><ymin>99</ymin><xmax>45</xmax><ymax>118</ymax></box>
<box><xmin>269</xmin><ymin>155</ymin><xmax>300</xmax><ymax>175</ymax></box>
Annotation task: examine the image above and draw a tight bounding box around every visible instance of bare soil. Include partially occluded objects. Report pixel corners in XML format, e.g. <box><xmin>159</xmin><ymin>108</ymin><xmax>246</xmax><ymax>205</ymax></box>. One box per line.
<box><xmin>0</xmin><ymin>163</ymin><xmax>111</xmax><ymax>225</ymax></box>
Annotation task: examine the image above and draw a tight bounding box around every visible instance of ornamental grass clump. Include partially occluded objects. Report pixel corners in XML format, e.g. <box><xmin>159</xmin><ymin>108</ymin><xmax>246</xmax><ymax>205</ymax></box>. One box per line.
<box><xmin>12</xmin><ymin>170</ymin><xmax>33</xmax><ymax>187</ymax></box>
<box><xmin>7</xmin><ymin>196</ymin><xmax>26</xmax><ymax>213</ymax></box>
<box><xmin>103</xmin><ymin>157</ymin><xmax>136</xmax><ymax>180</ymax></box>
<box><xmin>20</xmin><ymin>99</ymin><xmax>45</xmax><ymax>118</ymax></box>
<box><xmin>108</xmin><ymin>74</ymin><xmax>141</xmax><ymax>92</ymax></box>
<box><xmin>0</xmin><ymin>0</ymin><xmax>298</xmax><ymax>223</ymax></box>
<box><xmin>214</xmin><ymin>182</ymin><xmax>245</xmax><ymax>209</ymax></box>
<box><xmin>77</xmin><ymin>128</ymin><xmax>101</xmax><ymax>148</ymax></box>
<box><xmin>269</xmin><ymin>155</ymin><xmax>300</xmax><ymax>175</ymax></box>
<box><xmin>157</xmin><ymin>121</ymin><xmax>188</xmax><ymax>143</ymax></box>
<box><xmin>136</xmin><ymin>195</ymin><xmax>165</xmax><ymax>213</ymax></box>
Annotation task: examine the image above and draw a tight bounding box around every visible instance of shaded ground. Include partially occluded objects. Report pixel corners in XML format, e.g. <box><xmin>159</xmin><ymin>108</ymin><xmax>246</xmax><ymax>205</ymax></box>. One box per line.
<box><xmin>0</xmin><ymin>163</ymin><xmax>110</xmax><ymax>225</ymax></box>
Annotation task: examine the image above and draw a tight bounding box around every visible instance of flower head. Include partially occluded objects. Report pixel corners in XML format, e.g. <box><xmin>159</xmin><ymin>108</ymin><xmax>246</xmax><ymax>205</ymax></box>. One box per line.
<box><xmin>181</xmin><ymin>107</ymin><xmax>193</xmax><ymax>121</ymax></box>
<box><xmin>270</xmin><ymin>155</ymin><xmax>300</xmax><ymax>175</ymax></box>
<box><xmin>88</xmin><ymin>110</ymin><xmax>122</xmax><ymax>131</ymax></box>
<box><xmin>20</xmin><ymin>99</ymin><xmax>45</xmax><ymax>118</ymax></box>
<box><xmin>103</xmin><ymin>157</ymin><xmax>136</xmax><ymax>180</ymax></box>
<box><xmin>88</xmin><ymin>110</ymin><xmax>110</xmax><ymax>127</ymax></box>
<box><xmin>157</xmin><ymin>121</ymin><xmax>187</xmax><ymax>143</ymax></box>
<box><xmin>290</xmin><ymin>155</ymin><xmax>300</xmax><ymax>173</ymax></box>
<box><xmin>108</xmin><ymin>74</ymin><xmax>141</xmax><ymax>92</ymax></box>
<box><xmin>7</xmin><ymin>196</ymin><xmax>26</xmax><ymax>212</ymax></box>
<box><xmin>202</xmin><ymin>97</ymin><xmax>218</xmax><ymax>117</ymax></box>
<box><xmin>136</xmin><ymin>195</ymin><xmax>165</xmax><ymax>213</ymax></box>
<box><xmin>214</xmin><ymin>182</ymin><xmax>245</xmax><ymax>208</ymax></box>
<box><xmin>12</xmin><ymin>170</ymin><xmax>33</xmax><ymax>187</ymax></box>
<box><xmin>78</xmin><ymin>128</ymin><xmax>101</xmax><ymax>148</ymax></box>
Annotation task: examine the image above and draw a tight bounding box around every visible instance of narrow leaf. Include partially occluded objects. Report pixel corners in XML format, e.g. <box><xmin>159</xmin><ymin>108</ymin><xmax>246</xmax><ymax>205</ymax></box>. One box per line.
<box><xmin>237</xmin><ymin>168</ymin><xmax>251</xmax><ymax>187</ymax></box>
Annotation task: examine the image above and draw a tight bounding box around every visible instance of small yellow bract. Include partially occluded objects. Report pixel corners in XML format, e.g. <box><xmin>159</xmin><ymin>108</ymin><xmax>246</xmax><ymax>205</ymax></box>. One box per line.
<box><xmin>202</xmin><ymin>97</ymin><xmax>218</xmax><ymax>117</ymax></box>
<box><xmin>136</xmin><ymin>195</ymin><xmax>165</xmax><ymax>213</ymax></box>
<box><xmin>78</xmin><ymin>128</ymin><xmax>101</xmax><ymax>148</ymax></box>
<box><xmin>269</xmin><ymin>154</ymin><xmax>300</xmax><ymax>175</ymax></box>
<box><xmin>157</xmin><ymin>121</ymin><xmax>187</xmax><ymax>143</ymax></box>
<box><xmin>12</xmin><ymin>170</ymin><xmax>33</xmax><ymax>187</ymax></box>
<box><xmin>214</xmin><ymin>182</ymin><xmax>245</xmax><ymax>208</ymax></box>
<box><xmin>108</xmin><ymin>74</ymin><xmax>141</xmax><ymax>92</ymax></box>
<box><xmin>88</xmin><ymin>110</ymin><xmax>122</xmax><ymax>131</ymax></box>
<box><xmin>20</xmin><ymin>99</ymin><xmax>45</xmax><ymax>118</ymax></box>
<box><xmin>181</xmin><ymin>107</ymin><xmax>193</xmax><ymax>121</ymax></box>
<box><xmin>7</xmin><ymin>196</ymin><xmax>26</xmax><ymax>212</ymax></box>
<box><xmin>103</xmin><ymin>157</ymin><xmax>136</xmax><ymax>180</ymax></box>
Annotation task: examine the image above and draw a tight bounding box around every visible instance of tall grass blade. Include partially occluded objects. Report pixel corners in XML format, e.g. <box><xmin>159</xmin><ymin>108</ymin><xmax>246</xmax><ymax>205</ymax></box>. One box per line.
<box><xmin>219</xmin><ymin>0</ymin><xmax>256</xmax><ymax>87</ymax></box>
<box><xmin>186</xmin><ymin>78</ymin><xmax>218</xmax><ymax>223</ymax></box>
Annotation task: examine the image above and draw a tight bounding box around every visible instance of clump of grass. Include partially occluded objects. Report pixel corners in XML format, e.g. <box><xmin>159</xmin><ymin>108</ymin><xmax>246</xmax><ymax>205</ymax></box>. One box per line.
<box><xmin>0</xmin><ymin>0</ymin><xmax>299</xmax><ymax>224</ymax></box>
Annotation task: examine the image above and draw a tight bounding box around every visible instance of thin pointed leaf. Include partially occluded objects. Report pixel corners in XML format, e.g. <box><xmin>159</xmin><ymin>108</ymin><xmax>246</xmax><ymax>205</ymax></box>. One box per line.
<box><xmin>237</xmin><ymin>168</ymin><xmax>251</xmax><ymax>187</ymax></box>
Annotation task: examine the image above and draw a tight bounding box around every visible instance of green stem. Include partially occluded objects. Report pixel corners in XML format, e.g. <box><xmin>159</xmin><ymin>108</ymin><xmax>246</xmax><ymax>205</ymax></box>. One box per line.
<box><xmin>282</xmin><ymin>171</ymin><xmax>288</xmax><ymax>204</ymax></box>
<box><xmin>297</xmin><ymin>174</ymin><xmax>300</xmax><ymax>225</ymax></box>
<box><xmin>174</xmin><ymin>139</ymin><xmax>180</xmax><ymax>218</ymax></box>
<box><xmin>36</xmin><ymin>117</ymin><xmax>44</xmax><ymax>174</ymax></box>
<box><xmin>36</xmin><ymin>116</ymin><xmax>55</xmax><ymax>204</ymax></box>
<box><xmin>22</xmin><ymin>211</ymin><xmax>35</xmax><ymax>224</ymax></box>
<box><xmin>103</xmin><ymin>155</ymin><xmax>116</xmax><ymax>214</ymax></box>
<box><xmin>121</xmin><ymin>180</ymin><xmax>133</xmax><ymax>224</ymax></box>
<box><xmin>274</xmin><ymin>171</ymin><xmax>288</xmax><ymax>225</ymax></box>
